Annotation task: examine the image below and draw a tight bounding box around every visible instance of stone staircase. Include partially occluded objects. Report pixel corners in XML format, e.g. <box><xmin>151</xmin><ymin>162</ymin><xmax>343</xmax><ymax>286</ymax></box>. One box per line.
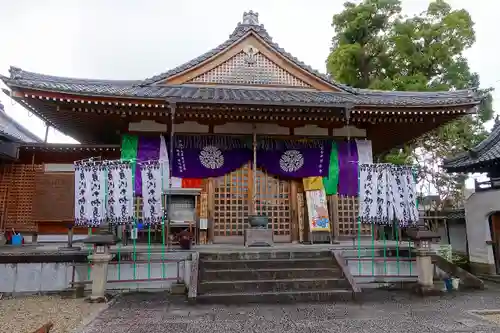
<box><xmin>195</xmin><ymin>250</ymin><xmax>360</xmax><ymax>304</ymax></box>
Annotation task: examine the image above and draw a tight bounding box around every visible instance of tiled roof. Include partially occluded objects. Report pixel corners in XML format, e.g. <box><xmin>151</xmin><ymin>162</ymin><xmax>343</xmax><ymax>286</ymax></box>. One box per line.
<box><xmin>0</xmin><ymin>102</ymin><xmax>42</xmax><ymax>143</ymax></box>
<box><xmin>0</xmin><ymin>11</ymin><xmax>483</xmax><ymax>109</ymax></box>
<box><xmin>1</xmin><ymin>70</ymin><xmax>481</xmax><ymax>108</ymax></box>
<box><xmin>443</xmin><ymin>124</ymin><xmax>500</xmax><ymax>172</ymax></box>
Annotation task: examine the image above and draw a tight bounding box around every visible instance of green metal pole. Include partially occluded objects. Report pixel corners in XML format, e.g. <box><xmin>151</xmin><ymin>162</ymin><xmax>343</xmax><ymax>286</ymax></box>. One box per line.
<box><xmin>382</xmin><ymin>226</ymin><xmax>387</xmax><ymax>275</ymax></box>
<box><xmin>371</xmin><ymin>224</ymin><xmax>375</xmax><ymax>276</ymax></box>
<box><xmin>132</xmin><ymin>159</ymin><xmax>137</xmax><ymax>281</ymax></box>
<box><xmin>87</xmin><ymin>227</ymin><xmax>92</xmax><ymax>280</ymax></box>
<box><xmin>148</xmin><ymin>225</ymin><xmax>152</xmax><ymax>279</ymax></box>
<box><xmin>395</xmin><ymin>221</ymin><xmax>400</xmax><ymax>276</ymax></box>
<box><xmin>161</xmin><ymin>156</ymin><xmax>166</xmax><ymax>279</ymax></box>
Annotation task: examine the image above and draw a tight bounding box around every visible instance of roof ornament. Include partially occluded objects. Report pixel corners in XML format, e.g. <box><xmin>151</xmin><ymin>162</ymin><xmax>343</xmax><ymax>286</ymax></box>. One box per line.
<box><xmin>242</xmin><ymin>11</ymin><xmax>259</xmax><ymax>25</ymax></box>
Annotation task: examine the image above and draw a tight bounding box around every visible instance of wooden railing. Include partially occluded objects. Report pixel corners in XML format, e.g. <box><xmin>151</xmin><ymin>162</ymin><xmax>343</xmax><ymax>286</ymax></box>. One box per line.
<box><xmin>475</xmin><ymin>178</ymin><xmax>500</xmax><ymax>192</ymax></box>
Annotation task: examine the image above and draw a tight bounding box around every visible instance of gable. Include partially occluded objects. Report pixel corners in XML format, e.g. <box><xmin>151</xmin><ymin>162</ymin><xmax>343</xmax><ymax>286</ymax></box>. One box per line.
<box><xmin>161</xmin><ymin>34</ymin><xmax>339</xmax><ymax>91</ymax></box>
<box><xmin>187</xmin><ymin>48</ymin><xmax>312</xmax><ymax>88</ymax></box>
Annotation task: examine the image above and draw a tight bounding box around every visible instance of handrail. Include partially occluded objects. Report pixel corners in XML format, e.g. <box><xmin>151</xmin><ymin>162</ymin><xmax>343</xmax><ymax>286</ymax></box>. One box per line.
<box><xmin>432</xmin><ymin>254</ymin><xmax>484</xmax><ymax>289</ymax></box>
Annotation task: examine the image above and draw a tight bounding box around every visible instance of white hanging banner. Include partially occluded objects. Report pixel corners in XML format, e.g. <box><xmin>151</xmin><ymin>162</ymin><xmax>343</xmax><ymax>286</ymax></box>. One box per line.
<box><xmin>389</xmin><ymin>165</ymin><xmax>419</xmax><ymax>226</ymax></box>
<box><xmin>74</xmin><ymin>163</ymin><xmax>89</xmax><ymax>226</ymax></box>
<box><xmin>107</xmin><ymin>161</ymin><xmax>134</xmax><ymax>224</ymax></box>
<box><xmin>355</xmin><ymin>139</ymin><xmax>373</xmax><ymax>164</ymax></box>
<box><xmin>88</xmin><ymin>163</ymin><xmax>107</xmax><ymax>226</ymax></box>
<box><xmin>140</xmin><ymin>161</ymin><xmax>163</xmax><ymax>225</ymax></box>
<box><xmin>74</xmin><ymin>162</ymin><xmax>106</xmax><ymax>227</ymax></box>
<box><xmin>358</xmin><ymin>163</ymin><xmax>418</xmax><ymax>227</ymax></box>
<box><xmin>159</xmin><ymin>135</ymin><xmax>170</xmax><ymax>190</ymax></box>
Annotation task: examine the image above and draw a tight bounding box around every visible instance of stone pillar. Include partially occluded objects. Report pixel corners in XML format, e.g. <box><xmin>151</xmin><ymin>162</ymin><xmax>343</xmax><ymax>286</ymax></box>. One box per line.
<box><xmin>407</xmin><ymin>227</ymin><xmax>441</xmax><ymax>296</ymax></box>
<box><xmin>83</xmin><ymin>233</ymin><xmax>117</xmax><ymax>303</ymax></box>
<box><xmin>88</xmin><ymin>251</ymin><xmax>113</xmax><ymax>302</ymax></box>
<box><xmin>416</xmin><ymin>249</ymin><xmax>434</xmax><ymax>289</ymax></box>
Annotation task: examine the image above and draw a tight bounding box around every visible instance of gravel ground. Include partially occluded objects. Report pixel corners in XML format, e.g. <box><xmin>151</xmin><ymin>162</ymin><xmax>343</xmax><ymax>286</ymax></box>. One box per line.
<box><xmin>0</xmin><ymin>295</ymin><xmax>106</xmax><ymax>333</ymax></box>
<box><xmin>81</xmin><ymin>288</ymin><xmax>500</xmax><ymax>333</ymax></box>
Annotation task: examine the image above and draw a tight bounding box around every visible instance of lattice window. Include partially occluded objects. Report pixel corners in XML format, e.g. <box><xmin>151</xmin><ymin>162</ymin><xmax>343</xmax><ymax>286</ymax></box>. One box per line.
<box><xmin>255</xmin><ymin>169</ymin><xmax>291</xmax><ymax>236</ymax></box>
<box><xmin>2</xmin><ymin>165</ymin><xmax>41</xmax><ymax>232</ymax></box>
<box><xmin>213</xmin><ymin>165</ymin><xmax>250</xmax><ymax>237</ymax></box>
<box><xmin>189</xmin><ymin>51</ymin><xmax>311</xmax><ymax>87</ymax></box>
<box><xmin>335</xmin><ymin>196</ymin><xmax>371</xmax><ymax>236</ymax></box>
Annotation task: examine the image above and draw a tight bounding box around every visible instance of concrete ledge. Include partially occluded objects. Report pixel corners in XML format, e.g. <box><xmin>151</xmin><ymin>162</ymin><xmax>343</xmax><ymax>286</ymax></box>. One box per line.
<box><xmin>332</xmin><ymin>250</ymin><xmax>362</xmax><ymax>297</ymax></box>
<box><xmin>0</xmin><ymin>253</ymin><xmax>88</xmax><ymax>263</ymax></box>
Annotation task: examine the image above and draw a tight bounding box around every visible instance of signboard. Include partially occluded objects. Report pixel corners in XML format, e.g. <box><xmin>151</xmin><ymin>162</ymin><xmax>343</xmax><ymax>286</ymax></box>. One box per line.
<box><xmin>305</xmin><ymin>189</ymin><xmax>330</xmax><ymax>232</ymax></box>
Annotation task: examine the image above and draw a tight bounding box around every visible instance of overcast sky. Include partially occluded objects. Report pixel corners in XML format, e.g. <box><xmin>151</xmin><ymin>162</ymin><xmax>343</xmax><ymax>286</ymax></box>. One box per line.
<box><xmin>0</xmin><ymin>0</ymin><xmax>498</xmax><ymax>144</ymax></box>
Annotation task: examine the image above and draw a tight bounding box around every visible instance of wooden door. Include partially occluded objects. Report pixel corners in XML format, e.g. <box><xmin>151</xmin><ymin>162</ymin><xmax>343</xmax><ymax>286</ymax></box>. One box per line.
<box><xmin>491</xmin><ymin>213</ymin><xmax>500</xmax><ymax>273</ymax></box>
<box><xmin>212</xmin><ymin>164</ymin><xmax>291</xmax><ymax>243</ymax></box>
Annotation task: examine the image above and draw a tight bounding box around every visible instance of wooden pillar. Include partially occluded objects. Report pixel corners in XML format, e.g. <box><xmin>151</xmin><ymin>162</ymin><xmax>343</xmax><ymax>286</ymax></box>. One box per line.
<box><xmin>251</xmin><ymin>126</ymin><xmax>257</xmax><ymax>215</ymax></box>
<box><xmin>290</xmin><ymin>180</ymin><xmax>298</xmax><ymax>242</ymax></box>
<box><xmin>207</xmin><ymin>178</ymin><xmax>215</xmax><ymax>243</ymax></box>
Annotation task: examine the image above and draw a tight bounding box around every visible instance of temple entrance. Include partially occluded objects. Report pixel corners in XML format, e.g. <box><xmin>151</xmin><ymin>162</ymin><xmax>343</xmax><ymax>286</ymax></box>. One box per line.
<box><xmin>212</xmin><ymin>164</ymin><xmax>291</xmax><ymax>243</ymax></box>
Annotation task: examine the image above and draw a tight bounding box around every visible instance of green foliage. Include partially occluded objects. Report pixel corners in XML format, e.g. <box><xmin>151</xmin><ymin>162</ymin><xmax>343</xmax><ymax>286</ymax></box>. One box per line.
<box><xmin>327</xmin><ymin>0</ymin><xmax>494</xmax><ymax>206</ymax></box>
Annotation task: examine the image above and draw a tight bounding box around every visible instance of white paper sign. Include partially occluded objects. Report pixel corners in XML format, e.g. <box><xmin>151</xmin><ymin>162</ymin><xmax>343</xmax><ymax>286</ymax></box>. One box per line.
<box><xmin>199</xmin><ymin>218</ymin><xmax>208</xmax><ymax>230</ymax></box>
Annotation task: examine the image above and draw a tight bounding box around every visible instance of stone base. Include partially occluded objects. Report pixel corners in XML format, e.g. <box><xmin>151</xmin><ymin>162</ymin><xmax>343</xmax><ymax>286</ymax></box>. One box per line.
<box><xmin>170</xmin><ymin>283</ymin><xmax>186</xmax><ymax>295</ymax></box>
<box><xmin>470</xmin><ymin>262</ymin><xmax>496</xmax><ymax>275</ymax></box>
<box><xmin>244</xmin><ymin>228</ymin><xmax>274</xmax><ymax>247</ymax></box>
<box><xmin>412</xmin><ymin>284</ymin><xmax>445</xmax><ymax>297</ymax></box>
<box><xmin>86</xmin><ymin>293</ymin><xmax>112</xmax><ymax>303</ymax></box>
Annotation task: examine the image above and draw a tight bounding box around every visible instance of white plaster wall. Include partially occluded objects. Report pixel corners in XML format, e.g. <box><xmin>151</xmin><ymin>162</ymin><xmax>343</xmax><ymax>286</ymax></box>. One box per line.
<box><xmin>448</xmin><ymin>223</ymin><xmax>468</xmax><ymax>255</ymax></box>
<box><xmin>0</xmin><ymin>255</ymin><xmax>191</xmax><ymax>294</ymax></box>
<box><xmin>464</xmin><ymin>190</ymin><xmax>500</xmax><ymax>268</ymax></box>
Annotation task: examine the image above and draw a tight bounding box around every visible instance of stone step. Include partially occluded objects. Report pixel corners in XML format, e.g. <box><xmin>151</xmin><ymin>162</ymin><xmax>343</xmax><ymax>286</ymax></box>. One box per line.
<box><xmin>196</xmin><ymin>289</ymin><xmax>355</xmax><ymax>304</ymax></box>
<box><xmin>199</xmin><ymin>277</ymin><xmax>350</xmax><ymax>294</ymax></box>
<box><xmin>200</xmin><ymin>258</ymin><xmax>336</xmax><ymax>270</ymax></box>
<box><xmin>202</xmin><ymin>267</ymin><xmax>342</xmax><ymax>281</ymax></box>
<box><xmin>199</xmin><ymin>251</ymin><xmax>331</xmax><ymax>261</ymax></box>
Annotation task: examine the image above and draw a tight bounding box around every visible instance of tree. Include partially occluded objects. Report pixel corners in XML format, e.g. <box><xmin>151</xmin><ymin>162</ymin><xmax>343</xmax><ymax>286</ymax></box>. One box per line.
<box><xmin>327</xmin><ymin>0</ymin><xmax>494</xmax><ymax>207</ymax></box>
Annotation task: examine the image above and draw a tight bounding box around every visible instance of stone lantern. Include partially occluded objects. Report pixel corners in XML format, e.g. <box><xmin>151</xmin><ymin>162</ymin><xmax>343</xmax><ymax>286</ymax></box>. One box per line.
<box><xmin>407</xmin><ymin>226</ymin><xmax>441</xmax><ymax>295</ymax></box>
<box><xmin>82</xmin><ymin>231</ymin><xmax>118</xmax><ymax>302</ymax></box>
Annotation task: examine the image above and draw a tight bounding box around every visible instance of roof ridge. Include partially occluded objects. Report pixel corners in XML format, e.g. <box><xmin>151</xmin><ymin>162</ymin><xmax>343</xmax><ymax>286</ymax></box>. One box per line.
<box><xmin>0</xmin><ymin>102</ymin><xmax>42</xmax><ymax>142</ymax></box>
<box><xmin>443</xmin><ymin>122</ymin><xmax>500</xmax><ymax>169</ymax></box>
<box><xmin>139</xmin><ymin>12</ymin><xmax>355</xmax><ymax>93</ymax></box>
<box><xmin>8</xmin><ymin>66</ymin><xmax>141</xmax><ymax>86</ymax></box>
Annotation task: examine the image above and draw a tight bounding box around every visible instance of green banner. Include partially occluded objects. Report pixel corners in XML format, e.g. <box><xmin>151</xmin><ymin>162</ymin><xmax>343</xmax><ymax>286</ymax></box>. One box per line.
<box><xmin>322</xmin><ymin>142</ymin><xmax>339</xmax><ymax>195</ymax></box>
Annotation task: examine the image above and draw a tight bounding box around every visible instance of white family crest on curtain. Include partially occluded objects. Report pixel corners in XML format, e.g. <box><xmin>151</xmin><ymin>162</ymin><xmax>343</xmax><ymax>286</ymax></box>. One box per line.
<box><xmin>359</xmin><ymin>164</ymin><xmax>418</xmax><ymax>226</ymax></box>
<box><xmin>74</xmin><ymin>161</ymin><xmax>107</xmax><ymax>227</ymax></box>
<box><xmin>106</xmin><ymin>161</ymin><xmax>134</xmax><ymax>225</ymax></box>
<box><xmin>140</xmin><ymin>161</ymin><xmax>163</xmax><ymax>225</ymax></box>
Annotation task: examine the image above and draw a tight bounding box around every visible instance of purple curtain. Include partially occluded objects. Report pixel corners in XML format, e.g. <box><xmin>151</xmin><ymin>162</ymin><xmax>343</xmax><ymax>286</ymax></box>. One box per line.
<box><xmin>170</xmin><ymin>136</ymin><xmax>251</xmax><ymax>178</ymax></box>
<box><xmin>257</xmin><ymin>140</ymin><xmax>330</xmax><ymax>179</ymax></box>
<box><xmin>135</xmin><ymin>136</ymin><xmax>161</xmax><ymax>196</ymax></box>
<box><xmin>338</xmin><ymin>140</ymin><xmax>359</xmax><ymax>196</ymax></box>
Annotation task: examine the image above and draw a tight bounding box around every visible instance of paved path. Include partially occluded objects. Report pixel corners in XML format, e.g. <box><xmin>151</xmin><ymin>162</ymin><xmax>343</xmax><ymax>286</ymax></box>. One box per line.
<box><xmin>80</xmin><ymin>288</ymin><xmax>500</xmax><ymax>333</ymax></box>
